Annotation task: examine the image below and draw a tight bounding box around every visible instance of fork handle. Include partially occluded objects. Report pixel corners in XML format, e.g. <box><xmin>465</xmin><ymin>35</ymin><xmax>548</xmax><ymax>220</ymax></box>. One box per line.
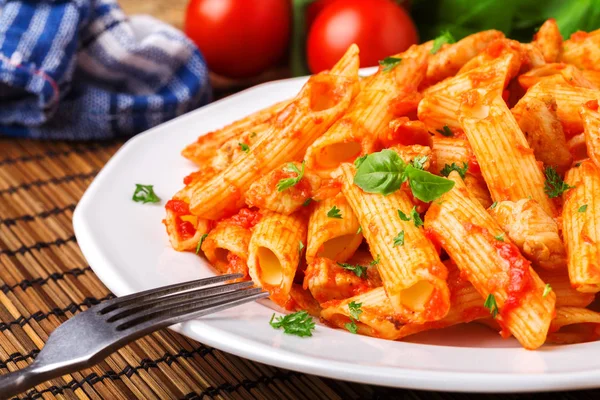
<box><xmin>0</xmin><ymin>364</ymin><xmax>49</xmax><ymax>399</ymax></box>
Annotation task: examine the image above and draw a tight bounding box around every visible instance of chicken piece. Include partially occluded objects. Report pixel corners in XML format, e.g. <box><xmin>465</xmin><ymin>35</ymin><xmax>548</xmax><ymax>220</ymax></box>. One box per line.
<box><xmin>490</xmin><ymin>199</ymin><xmax>566</xmax><ymax>269</ymax></box>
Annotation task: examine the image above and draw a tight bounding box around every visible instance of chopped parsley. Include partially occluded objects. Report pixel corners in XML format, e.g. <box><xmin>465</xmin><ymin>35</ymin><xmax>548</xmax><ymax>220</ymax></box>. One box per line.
<box><xmin>357</xmin><ymin>226</ymin><xmax>363</xmax><ymax>235</ymax></box>
<box><xmin>132</xmin><ymin>184</ymin><xmax>161</xmax><ymax>204</ymax></box>
<box><xmin>370</xmin><ymin>255</ymin><xmax>380</xmax><ymax>266</ymax></box>
<box><xmin>490</xmin><ymin>201</ymin><xmax>498</xmax><ymax>209</ymax></box>
<box><xmin>544</xmin><ymin>166</ymin><xmax>574</xmax><ymax>198</ymax></box>
<box><xmin>302</xmin><ymin>198</ymin><xmax>313</xmax><ymax>207</ymax></box>
<box><xmin>398</xmin><ymin>206</ymin><xmax>423</xmax><ymax>228</ymax></box>
<box><xmin>270</xmin><ymin>311</ymin><xmax>315</xmax><ymax>337</ymax></box>
<box><xmin>345</xmin><ymin>301</ymin><xmax>363</xmax><ymax>334</ymax></box>
<box><xmin>484</xmin><ymin>294</ymin><xmax>499</xmax><ymax>318</ymax></box>
<box><xmin>196</xmin><ymin>233</ymin><xmax>208</xmax><ymax>254</ymax></box>
<box><xmin>276</xmin><ymin>162</ymin><xmax>305</xmax><ymax>192</ymax></box>
<box><xmin>578</xmin><ymin>204</ymin><xmax>588</xmax><ymax>213</ymax></box>
<box><xmin>440</xmin><ymin>162</ymin><xmax>469</xmax><ymax>179</ymax></box>
<box><xmin>250</xmin><ymin>132</ymin><xmax>257</xmax><ymax>138</ymax></box>
<box><xmin>393</xmin><ymin>231</ymin><xmax>405</xmax><ymax>247</ymax></box>
<box><xmin>431</xmin><ymin>30</ymin><xmax>456</xmax><ymax>54</ymax></box>
<box><xmin>410</xmin><ymin>155</ymin><xmax>429</xmax><ymax>170</ymax></box>
<box><xmin>239</xmin><ymin>142</ymin><xmax>250</xmax><ymax>153</ymax></box>
<box><xmin>353</xmin><ymin>150</ymin><xmax>454</xmax><ymax>201</ymax></box>
<box><xmin>378</xmin><ymin>57</ymin><xmax>402</xmax><ymax>72</ymax></box>
<box><xmin>436</xmin><ymin>125</ymin><xmax>453</xmax><ymax>137</ymax></box>
<box><xmin>337</xmin><ymin>262</ymin><xmax>367</xmax><ymax>278</ymax></box>
<box><xmin>543</xmin><ymin>284</ymin><xmax>552</xmax><ymax>297</ymax></box>
<box><xmin>298</xmin><ymin>240</ymin><xmax>305</xmax><ymax>254</ymax></box>
<box><xmin>494</xmin><ymin>233</ymin><xmax>504</xmax><ymax>242</ymax></box>
<box><xmin>327</xmin><ymin>206</ymin><xmax>342</xmax><ymax>219</ymax></box>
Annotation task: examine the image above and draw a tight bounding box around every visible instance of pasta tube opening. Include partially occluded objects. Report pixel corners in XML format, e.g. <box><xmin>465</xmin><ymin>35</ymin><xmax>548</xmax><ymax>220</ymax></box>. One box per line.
<box><xmin>319</xmin><ymin>234</ymin><xmax>363</xmax><ymax>260</ymax></box>
<box><xmin>316</xmin><ymin>142</ymin><xmax>362</xmax><ymax>168</ymax></box>
<box><xmin>400</xmin><ymin>280</ymin><xmax>435</xmax><ymax>312</ymax></box>
<box><xmin>256</xmin><ymin>247</ymin><xmax>284</xmax><ymax>286</ymax></box>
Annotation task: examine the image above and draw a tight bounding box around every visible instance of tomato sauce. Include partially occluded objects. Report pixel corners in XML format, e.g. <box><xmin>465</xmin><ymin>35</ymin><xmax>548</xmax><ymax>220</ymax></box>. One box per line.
<box><xmin>424</xmin><ymin>227</ymin><xmax>443</xmax><ymax>255</ymax></box>
<box><xmin>423</xmin><ymin>287</ymin><xmax>448</xmax><ymax>321</ymax></box>
<box><xmin>227</xmin><ymin>208</ymin><xmax>261</xmax><ymax>229</ymax></box>
<box><xmin>225</xmin><ymin>253</ymin><xmax>248</xmax><ymax>276</ymax></box>
<box><xmin>493</xmin><ymin>240</ymin><xmax>532</xmax><ymax>319</ymax></box>
<box><xmin>467</xmin><ymin>155</ymin><xmax>482</xmax><ymax>176</ymax></box>
<box><xmin>312</xmin><ymin>177</ymin><xmax>342</xmax><ymax>201</ymax></box>
<box><xmin>176</xmin><ymin>220</ymin><xmax>196</xmax><ymax>238</ymax></box>
<box><xmin>586</xmin><ymin>100</ymin><xmax>599</xmax><ymax>111</ymax></box>
<box><xmin>165</xmin><ymin>199</ymin><xmax>190</xmax><ymax>216</ymax></box>
<box><xmin>571</xmin><ymin>31</ymin><xmax>589</xmax><ymax>42</ymax></box>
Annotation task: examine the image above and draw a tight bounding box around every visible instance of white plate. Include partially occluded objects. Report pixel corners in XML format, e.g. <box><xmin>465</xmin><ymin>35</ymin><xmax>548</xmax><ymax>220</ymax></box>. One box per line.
<box><xmin>74</xmin><ymin>71</ymin><xmax>600</xmax><ymax>393</ymax></box>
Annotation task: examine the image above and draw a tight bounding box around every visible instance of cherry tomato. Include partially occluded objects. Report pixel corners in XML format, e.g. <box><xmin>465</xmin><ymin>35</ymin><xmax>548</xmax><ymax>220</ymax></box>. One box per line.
<box><xmin>306</xmin><ymin>0</ymin><xmax>419</xmax><ymax>73</ymax></box>
<box><xmin>184</xmin><ymin>0</ymin><xmax>291</xmax><ymax>79</ymax></box>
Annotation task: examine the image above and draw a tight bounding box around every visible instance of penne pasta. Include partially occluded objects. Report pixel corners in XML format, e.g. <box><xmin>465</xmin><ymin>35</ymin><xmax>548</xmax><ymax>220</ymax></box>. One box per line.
<box><xmin>305</xmin><ymin>44</ymin><xmax>429</xmax><ymax>177</ymax></box>
<box><xmin>425</xmin><ymin>172</ymin><xmax>556</xmax><ymax>349</ymax></box>
<box><xmin>419</xmin><ymin>52</ymin><xmax>519</xmax><ymax>131</ymax></box>
<box><xmin>518</xmin><ymin>64</ymin><xmax>597</xmax><ymax>90</ymax></box>
<box><xmin>338</xmin><ymin>163</ymin><xmax>450</xmax><ymax>323</ymax></box>
<box><xmin>425</xmin><ymin>30</ymin><xmax>504</xmax><ymax>85</ymax></box>
<box><xmin>490</xmin><ymin>199</ymin><xmax>566</xmax><ymax>270</ymax></box>
<box><xmin>188</xmin><ymin>45</ymin><xmax>360</xmax><ymax>219</ymax></box>
<box><xmin>562</xmin><ymin>161</ymin><xmax>600</xmax><ymax>293</ymax></box>
<box><xmin>245</xmin><ymin>161</ymin><xmax>320</xmax><ymax>215</ymax></box>
<box><xmin>547</xmin><ymin>307</ymin><xmax>600</xmax><ymax>344</ymax></box>
<box><xmin>306</xmin><ymin>192</ymin><xmax>362</xmax><ymax>263</ymax></box>
<box><xmin>459</xmin><ymin>88</ymin><xmax>557</xmax><ymax>217</ymax></box>
<box><xmin>320</xmin><ymin>264</ymin><xmax>487</xmax><ymax>340</ymax></box>
<box><xmin>247</xmin><ymin>211</ymin><xmax>307</xmax><ymax>306</ymax></box>
<box><xmin>580</xmin><ymin>100</ymin><xmax>600</xmax><ymax>169</ymax></box>
<box><xmin>431</xmin><ymin>137</ymin><xmax>492</xmax><ymax>208</ymax></box>
<box><xmin>182</xmin><ymin>100</ymin><xmax>291</xmax><ymax>165</ymax></box>
<box><xmin>537</xmin><ymin>269</ymin><xmax>595</xmax><ymax>308</ymax></box>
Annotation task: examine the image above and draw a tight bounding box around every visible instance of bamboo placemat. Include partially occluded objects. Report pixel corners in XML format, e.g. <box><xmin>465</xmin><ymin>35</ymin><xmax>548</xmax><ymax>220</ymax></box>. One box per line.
<box><xmin>1</xmin><ymin>139</ymin><xmax>600</xmax><ymax>400</ymax></box>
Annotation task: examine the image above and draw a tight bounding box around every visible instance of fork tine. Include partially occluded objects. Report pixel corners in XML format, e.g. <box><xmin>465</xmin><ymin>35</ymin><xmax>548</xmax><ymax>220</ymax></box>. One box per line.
<box><xmin>98</xmin><ymin>273</ymin><xmax>244</xmax><ymax>314</ymax></box>
<box><xmin>115</xmin><ymin>288</ymin><xmax>269</xmax><ymax>332</ymax></box>
<box><xmin>105</xmin><ymin>280</ymin><xmax>255</xmax><ymax>322</ymax></box>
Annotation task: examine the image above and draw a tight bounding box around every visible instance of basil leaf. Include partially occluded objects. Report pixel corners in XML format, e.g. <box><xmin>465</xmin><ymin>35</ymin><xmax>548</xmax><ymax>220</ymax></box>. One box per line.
<box><xmin>405</xmin><ymin>165</ymin><xmax>455</xmax><ymax>202</ymax></box>
<box><xmin>353</xmin><ymin>150</ymin><xmax>407</xmax><ymax>196</ymax></box>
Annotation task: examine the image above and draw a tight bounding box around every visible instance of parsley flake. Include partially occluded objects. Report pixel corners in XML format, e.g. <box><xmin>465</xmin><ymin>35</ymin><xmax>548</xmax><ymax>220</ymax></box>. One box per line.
<box><xmin>491</xmin><ymin>201</ymin><xmax>498</xmax><ymax>209</ymax></box>
<box><xmin>378</xmin><ymin>56</ymin><xmax>402</xmax><ymax>72</ymax></box>
<box><xmin>353</xmin><ymin>150</ymin><xmax>454</xmax><ymax>201</ymax></box>
<box><xmin>270</xmin><ymin>311</ymin><xmax>315</xmax><ymax>337</ymax></box>
<box><xmin>494</xmin><ymin>233</ymin><xmax>504</xmax><ymax>242</ymax></box>
<box><xmin>431</xmin><ymin>30</ymin><xmax>456</xmax><ymax>54</ymax></box>
<box><xmin>484</xmin><ymin>294</ymin><xmax>499</xmax><ymax>318</ymax></box>
<box><xmin>239</xmin><ymin>142</ymin><xmax>250</xmax><ymax>153</ymax></box>
<box><xmin>370</xmin><ymin>255</ymin><xmax>380</xmax><ymax>266</ymax></box>
<box><xmin>543</xmin><ymin>284</ymin><xmax>552</xmax><ymax>297</ymax></box>
<box><xmin>196</xmin><ymin>233</ymin><xmax>208</xmax><ymax>254</ymax></box>
<box><xmin>544</xmin><ymin>166</ymin><xmax>574</xmax><ymax>198</ymax></box>
<box><xmin>393</xmin><ymin>231</ymin><xmax>405</xmax><ymax>247</ymax></box>
<box><xmin>302</xmin><ymin>198</ymin><xmax>313</xmax><ymax>207</ymax></box>
<box><xmin>132</xmin><ymin>184</ymin><xmax>161</xmax><ymax>204</ymax></box>
<box><xmin>250</xmin><ymin>132</ymin><xmax>257</xmax><ymax>138</ymax></box>
<box><xmin>345</xmin><ymin>321</ymin><xmax>358</xmax><ymax>334</ymax></box>
<box><xmin>578</xmin><ymin>204</ymin><xmax>588</xmax><ymax>213</ymax></box>
<box><xmin>277</xmin><ymin>162</ymin><xmax>305</xmax><ymax>192</ymax></box>
<box><xmin>327</xmin><ymin>206</ymin><xmax>342</xmax><ymax>219</ymax></box>
<box><xmin>298</xmin><ymin>240</ymin><xmax>305</xmax><ymax>254</ymax></box>
<box><xmin>411</xmin><ymin>155</ymin><xmax>429</xmax><ymax>170</ymax></box>
<box><xmin>440</xmin><ymin>162</ymin><xmax>468</xmax><ymax>179</ymax></box>
<box><xmin>436</xmin><ymin>125</ymin><xmax>453</xmax><ymax>137</ymax></box>
<box><xmin>398</xmin><ymin>206</ymin><xmax>423</xmax><ymax>228</ymax></box>
<box><xmin>337</xmin><ymin>262</ymin><xmax>367</xmax><ymax>278</ymax></box>
<box><xmin>357</xmin><ymin>226</ymin><xmax>363</xmax><ymax>235</ymax></box>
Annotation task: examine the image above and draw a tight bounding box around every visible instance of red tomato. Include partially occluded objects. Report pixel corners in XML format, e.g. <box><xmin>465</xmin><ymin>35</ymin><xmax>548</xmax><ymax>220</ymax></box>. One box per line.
<box><xmin>184</xmin><ymin>0</ymin><xmax>291</xmax><ymax>79</ymax></box>
<box><xmin>306</xmin><ymin>0</ymin><xmax>419</xmax><ymax>73</ymax></box>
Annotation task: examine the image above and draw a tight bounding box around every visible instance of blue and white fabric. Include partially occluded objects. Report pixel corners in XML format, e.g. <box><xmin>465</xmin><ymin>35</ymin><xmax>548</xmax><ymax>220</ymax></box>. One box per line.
<box><xmin>0</xmin><ymin>0</ymin><xmax>211</xmax><ymax>139</ymax></box>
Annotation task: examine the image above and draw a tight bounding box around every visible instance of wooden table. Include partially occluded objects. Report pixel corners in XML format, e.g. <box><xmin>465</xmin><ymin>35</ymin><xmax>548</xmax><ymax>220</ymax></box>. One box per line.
<box><xmin>0</xmin><ymin>1</ymin><xmax>599</xmax><ymax>399</ymax></box>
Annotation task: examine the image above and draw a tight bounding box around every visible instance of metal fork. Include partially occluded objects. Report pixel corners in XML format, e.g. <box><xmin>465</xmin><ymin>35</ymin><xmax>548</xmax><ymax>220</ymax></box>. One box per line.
<box><xmin>0</xmin><ymin>273</ymin><xmax>268</xmax><ymax>398</ymax></box>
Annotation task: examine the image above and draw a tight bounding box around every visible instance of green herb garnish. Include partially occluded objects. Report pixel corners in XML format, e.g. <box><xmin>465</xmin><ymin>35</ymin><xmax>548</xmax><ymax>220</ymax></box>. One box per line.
<box><xmin>543</xmin><ymin>284</ymin><xmax>552</xmax><ymax>297</ymax></box>
<box><xmin>378</xmin><ymin>57</ymin><xmax>402</xmax><ymax>72</ymax></box>
<box><xmin>270</xmin><ymin>311</ymin><xmax>315</xmax><ymax>337</ymax></box>
<box><xmin>327</xmin><ymin>206</ymin><xmax>342</xmax><ymax>219</ymax></box>
<box><xmin>578</xmin><ymin>204</ymin><xmax>588</xmax><ymax>213</ymax></box>
<box><xmin>393</xmin><ymin>231</ymin><xmax>405</xmax><ymax>247</ymax></box>
<box><xmin>277</xmin><ymin>162</ymin><xmax>305</xmax><ymax>192</ymax></box>
<box><xmin>398</xmin><ymin>206</ymin><xmax>424</xmax><ymax>228</ymax></box>
<box><xmin>436</xmin><ymin>125</ymin><xmax>453</xmax><ymax>137</ymax></box>
<box><xmin>196</xmin><ymin>233</ymin><xmax>208</xmax><ymax>254</ymax></box>
<box><xmin>239</xmin><ymin>142</ymin><xmax>250</xmax><ymax>153</ymax></box>
<box><xmin>544</xmin><ymin>166</ymin><xmax>574</xmax><ymax>198</ymax></box>
<box><xmin>484</xmin><ymin>294</ymin><xmax>499</xmax><ymax>318</ymax></box>
<box><xmin>440</xmin><ymin>162</ymin><xmax>468</xmax><ymax>179</ymax></box>
<box><xmin>337</xmin><ymin>262</ymin><xmax>367</xmax><ymax>278</ymax></box>
<box><xmin>132</xmin><ymin>184</ymin><xmax>161</xmax><ymax>204</ymax></box>
<box><xmin>431</xmin><ymin>30</ymin><xmax>456</xmax><ymax>54</ymax></box>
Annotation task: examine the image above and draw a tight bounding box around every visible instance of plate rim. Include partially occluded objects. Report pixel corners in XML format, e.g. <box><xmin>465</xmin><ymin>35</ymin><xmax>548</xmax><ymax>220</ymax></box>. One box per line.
<box><xmin>73</xmin><ymin>72</ymin><xmax>600</xmax><ymax>393</ymax></box>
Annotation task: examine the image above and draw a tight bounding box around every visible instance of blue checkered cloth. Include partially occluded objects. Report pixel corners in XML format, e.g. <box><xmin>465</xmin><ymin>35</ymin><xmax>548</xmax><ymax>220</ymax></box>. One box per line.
<box><xmin>0</xmin><ymin>0</ymin><xmax>211</xmax><ymax>139</ymax></box>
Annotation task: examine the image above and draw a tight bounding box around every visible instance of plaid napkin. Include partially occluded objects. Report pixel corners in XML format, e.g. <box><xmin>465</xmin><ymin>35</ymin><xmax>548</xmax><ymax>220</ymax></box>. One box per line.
<box><xmin>0</xmin><ymin>0</ymin><xmax>211</xmax><ymax>140</ymax></box>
